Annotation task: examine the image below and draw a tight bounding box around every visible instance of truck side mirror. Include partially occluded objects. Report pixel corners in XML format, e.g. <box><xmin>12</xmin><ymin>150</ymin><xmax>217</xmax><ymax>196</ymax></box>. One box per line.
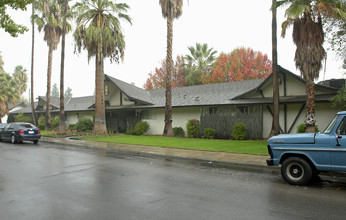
<box><xmin>336</xmin><ymin>134</ymin><xmax>342</xmax><ymax>146</ymax></box>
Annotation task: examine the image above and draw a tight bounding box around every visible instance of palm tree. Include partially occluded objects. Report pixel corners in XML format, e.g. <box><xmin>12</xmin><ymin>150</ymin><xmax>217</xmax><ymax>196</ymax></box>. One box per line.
<box><xmin>73</xmin><ymin>0</ymin><xmax>131</xmax><ymax>133</ymax></box>
<box><xmin>34</xmin><ymin>0</ymin><xmax>68</xmax><ymax>129</ymax></box>
<box><xmin>184</xmin><ymin>43</ymin><xmax>217</xmax><ymax>73</ymax></box>
<box><xmin>159</xmin><ymin>0</ymin><xmax>183</xmax><ymax>137</ymax></box>
<box><xmin>270</xmin><ymin>0</ymin><xmax>280</xmax><ymax>137</ymax></box>
<box><xmin>0</xmin><ymin>51</ymin><xmax>4</xmax><ymax>72</ymax></box>
<box><xmin>30</xmin><ymin>1</ymin><xmax>37</xmax><ymax>126</ymax></box>
<box><xmin>59</xmin><ymin>0</ymin><xmax>70</xmax><ymax>134</ymax></box>
<box><xmin>0</xmin><ymin>72</ymin><xmax>19</xmax><ymax>123</ymax></box>
<box><xmin>273</xmin><ymin>0</ymin><xmax>345</xmax><ymax>132</ymax></box>
<box><xmin>13</xmin><ymin>65</ymin><xmax>28</xmax><ymax>97</ymax></box>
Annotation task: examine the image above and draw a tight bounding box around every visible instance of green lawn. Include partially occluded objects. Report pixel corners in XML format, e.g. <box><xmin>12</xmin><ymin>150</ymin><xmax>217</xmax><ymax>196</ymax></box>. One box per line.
<box><xmin>84</xmin><ymin>134</ymin><xmax>268</xmax><ymax>155</ymax></box>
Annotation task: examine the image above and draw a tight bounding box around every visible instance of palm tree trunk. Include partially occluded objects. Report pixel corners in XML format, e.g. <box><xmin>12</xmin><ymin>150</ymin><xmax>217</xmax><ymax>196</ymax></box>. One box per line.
<box><xmin>163</xmin><ymin>12</ymin><xmax>174</xmax><ymax>137</ymax></box>
<box><xmin>45</xmin><ymin>46</ymin><xmax>53</xmax><ymax>130</ymax></box>
<box><xmin>305</xmin><ymin>81</ymin><xmax>315</xmax><ymax>132</ymax></box>
<box><xmin>59</xmin><ymin>0</ymin><xmax>68</xmax><ymax>133</ymax></box>
<box><xmin>270</xmin><ymin>0</ymin><xmax>280</xmax><ymax>137</ymax></box>
<box><xmin>93</xmin><ymin>50</ymin><xmax>107</xmax><ymax>133</ymax></box>
<box><xmin>31</xmin><ymin>3</ymin><xmax>37</xmax><ymax>126</ymax></box>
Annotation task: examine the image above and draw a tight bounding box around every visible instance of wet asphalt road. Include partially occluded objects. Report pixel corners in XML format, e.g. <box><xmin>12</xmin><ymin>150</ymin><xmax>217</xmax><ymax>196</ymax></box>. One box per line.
<box><xmin>1</xmin><ymin>141</ymin><xmax>346</xmax><ymax>220</ymax></box>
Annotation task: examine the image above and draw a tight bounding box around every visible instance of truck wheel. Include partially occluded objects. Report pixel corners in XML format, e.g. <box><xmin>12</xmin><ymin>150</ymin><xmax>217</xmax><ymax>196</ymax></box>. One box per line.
<box><xmin>281</xmin><ymin>157</ymin><xmax>312</xmax><ymax>186</ymax></box>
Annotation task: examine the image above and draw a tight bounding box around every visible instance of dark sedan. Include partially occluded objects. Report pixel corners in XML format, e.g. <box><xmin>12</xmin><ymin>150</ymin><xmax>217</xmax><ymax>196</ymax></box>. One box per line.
<box><xmin>0</xmin><ymin>122</ymin><xmax>41</xmax><ymax>144</ymax></box>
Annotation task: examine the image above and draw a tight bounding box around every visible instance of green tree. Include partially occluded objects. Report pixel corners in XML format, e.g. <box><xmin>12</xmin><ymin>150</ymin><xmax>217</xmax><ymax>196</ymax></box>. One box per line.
<box><xmin>331</xmin><ymin>86</ymin><xmax>346</xmax><ymax>110</ymax></box>
<box><xmin>183</xmin><ymin>43</ymin><xmax>217</xmax><ymax>86</ymax></box>
<box><xmin>0</xmin><ymin>52</ymin><xmax>4</xmax><ymax>72</ymax></box>
<box><xmin>13</xmin><ymin>65</ymin><xmax>28</xmax><ymax>96</ymax></box>
<box><xmin>159</xmin><ymin>0</ymin><xmax>183</xmax><ymax>137</ymax></box>
<box><xmin>0</xmin><ymin>71</ymin><xmax>19</xmax><ymax>122</ymax></box>
<box><xmin>273</xmin><ymin>0</ymin><xmax>345</xmax><ymax>133</ymax></box>
<box><xmin>0</xmin><ymin>0</ymin><xmax>34</xmax><ymax>37</ymax></box>
<box><xmin>64</xmin><ymin>87</ymin><xmax>72</xmax><ymax>99</ymax></box>
<box><xmin>73</xmin><ymin>0</ymin><xmax>131</xmax><ymax>133</ymax></box>
<box><xmin>324</xmin><ymin>12</ymin><xmax>346</xmax><ymax>57</ymax></box>
<box><xmin>51</xmin><ymin>83</ymin><xmax>59</xmax><ymax>97</ymax></box>
<box><xmin>184</xmin><ymin>43</ymin><xmax>217</xmax><ymax>74</ymax></box>
<box><xmin>33</xmin><ymin>0</ymin><xmax>72</xmax><ymax>129</ymax></box>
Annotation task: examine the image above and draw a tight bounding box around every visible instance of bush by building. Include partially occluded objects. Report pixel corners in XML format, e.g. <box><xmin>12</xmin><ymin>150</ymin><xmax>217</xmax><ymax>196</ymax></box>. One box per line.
<box><xmin>75</xmin><ymin>118</ymin><xmax>93</xmax><ymax>132</ymax></box>
<box><xmin>296</xmin><ymin>123</ymin><xmax>319</xmax><ymax>133</ymax></box>
<box><xmin>14</xmin><ymin>113</ymin><xmax>33</xmax><ymax>123</ymax></box>
<box><xmin>173</xmin><ymin>127</ymin><xmax>185</xmax><ymax>137</ymax></box>
<box><xmin>133</xmin><ymin>121</ymin><xmax>150</xmax><ymax>135</ymax></box>
<box><xmin>187</xmin><ymin>119</ymin><xmax>200</xmax><ymax>138</ymax></box>
<box><xmin>203</xmin><ymin>128</ymin><xmax>217</xmax><ymax>139</ymax></box>
<box><xmin>232</xmin><ymin>121</ymin><xmax>247</xmax><ymax>140</ymax></box>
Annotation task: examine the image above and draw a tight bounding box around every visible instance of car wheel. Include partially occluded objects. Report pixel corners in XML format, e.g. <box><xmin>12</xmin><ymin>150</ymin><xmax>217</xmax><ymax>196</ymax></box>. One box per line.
<box><xmin>33</xmin><ymin>140</ymin><xmax>38</xmax><ymax>144</ymax></box>
<box><xmin>281</xmin><ymin>157</ymin><xmax>312</xmax><ymax>186</ymax></box>
<box><xmin>11</xmin><ymin>135</ymin><xmax>18</xmax><ymax>144</ymax></box>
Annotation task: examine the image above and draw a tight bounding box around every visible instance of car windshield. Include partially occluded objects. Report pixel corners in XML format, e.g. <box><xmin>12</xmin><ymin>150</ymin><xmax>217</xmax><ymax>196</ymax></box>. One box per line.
<box><xmin>19</xmin><ymin>124</ymin><xmax>34</xmax><ymax>129</ymax></box>
<box><xmin>323</xmin><ymin>115</ymin><xmax>340</xmax><ymax>134</ymax></box>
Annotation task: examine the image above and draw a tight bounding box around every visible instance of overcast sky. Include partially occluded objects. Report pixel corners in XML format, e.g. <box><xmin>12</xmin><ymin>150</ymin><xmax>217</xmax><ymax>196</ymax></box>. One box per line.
<box><xmin>0</xmin><ymin>0</ymin><xmax>344</xmax><ymax>99</ymax></box>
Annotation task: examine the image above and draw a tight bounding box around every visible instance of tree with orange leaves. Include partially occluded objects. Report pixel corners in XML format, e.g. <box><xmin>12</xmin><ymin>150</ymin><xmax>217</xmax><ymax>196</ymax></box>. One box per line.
<box><xmin>202</xmin><ymin>47</ymin><xmax>272</xmax><ymax>84</ymax></box>
<box><xmin>143</xmin><ymin>55</ymin><xmax>185</xmax><ymax>90</ymax></box>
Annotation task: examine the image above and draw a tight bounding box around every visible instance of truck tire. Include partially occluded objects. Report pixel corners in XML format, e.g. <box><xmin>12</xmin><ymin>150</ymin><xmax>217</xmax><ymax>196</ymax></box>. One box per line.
<box><xmin>281</xmin><ymin>157</ymin><xmax>312</xmax><ymax>186</ymax></box>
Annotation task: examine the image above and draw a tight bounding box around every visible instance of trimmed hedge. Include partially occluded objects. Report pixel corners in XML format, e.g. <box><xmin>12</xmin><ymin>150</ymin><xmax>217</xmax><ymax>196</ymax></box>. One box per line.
<box><xmin>14</xmin><ymin>113</ymin><xmax>33</xmax><ymax>123</ymax></box>
<box><xmin>203</xmin><ymin>128</ymin><xmax>217</xmax><ymax>139</ymax></box>
<box><xmin>133</xmin><ymin>121</ymin><xmax>150</xmax><ymax>135</ymax></box>
<box><xmin>75</xmin><ymin>118</ymin><xmax>93</xmax><ymax>132</ymax></box>
<box><xmin>232</xmin><ymin>122</ymin><xmax>247</xmax><ymax>140</ymax></box>
<box><xmin>187</xmin><ymin>119</ymin><xmax>200</xmax><ymax>138</ymax></box>
<box><xmin>173</xmin><ymin>127</ymin><xmax>185</xmax><ymax>137</ymax></box>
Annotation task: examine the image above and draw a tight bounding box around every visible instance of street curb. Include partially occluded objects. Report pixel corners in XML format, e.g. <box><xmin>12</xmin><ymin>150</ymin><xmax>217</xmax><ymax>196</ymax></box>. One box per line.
<box><xmin>40</xmin><ymin>138</ymin><xmax>280</xmax><ymax>175</ymax></box>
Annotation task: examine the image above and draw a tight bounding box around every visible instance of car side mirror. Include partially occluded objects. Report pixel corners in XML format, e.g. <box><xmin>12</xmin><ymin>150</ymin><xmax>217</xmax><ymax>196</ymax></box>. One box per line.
<box><xmin>336</xmin><ymin>134</ymin><xmax>342</xmax><ymax>146</ymax></box>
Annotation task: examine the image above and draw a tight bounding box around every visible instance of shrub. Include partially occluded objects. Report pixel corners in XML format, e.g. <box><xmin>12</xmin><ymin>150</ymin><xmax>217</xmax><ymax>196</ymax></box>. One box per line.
<box><xmin>133</xmin><ymin>121</ymin><xmax>150</xmax><ymax>135</ymax></box>
<box><xmin>75</xmin><ymin>118</ymin><xmax>93</xmax><ymax>132</ymax></box>
<box><xmin>187</xmin><ymin>119</ymin><xmax>200</xmax><ymax>138</ymax></box>
<box><xmin>67</xmin><ymin>124</ymin><xmax>76</xmax><ymax>130</ymax></box>
<box><xmin>173</xmin><ymin>127</ymin><xmax>185</xmax><ymax>137</ymax></box>
<box><xmin>14</xmin><ymin>113</ymin><xmax>33</xmax><ymax>123</ymax></box>
<box><xmin>38</xmin><ymin>115</ymin><xmax>45</xmax><ymax>130</ymax></box>
<box><xmin>50</xmin><ymin>116</ymin><xmax>59</xmax><ymax>130</ymax></box>
<box><xmin>204</xmin><ymin>128</ymin><xmax>217</xmax><ymax>139</ymax></box>
<box><xmin>232</xmin><ymin>122</ymin><xmax>247</xmax><ymax>140</ymax></box>
<box><xmin>296</xmin><ymin>123</ymin><xmax>319</xmax><ymax>133</ymax></box>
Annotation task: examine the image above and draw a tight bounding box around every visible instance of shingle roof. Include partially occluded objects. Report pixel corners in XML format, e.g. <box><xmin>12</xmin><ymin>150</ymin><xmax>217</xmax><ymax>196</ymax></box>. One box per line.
<box><xmin>147</xmin><ymin>79</ymin><xmax>265</xmax><ymax>107</ymax></box>
<box><xmin>64</xmin><ymin>96</ymin><xmax>94</xmax><ymax>111</ymax></box>
<box><xmin>39</xmin><ymin>96</ymin><xmax>63</xmax><ymax>108</ymax></box>
<box><xmin>10</xmin><ymin>102</ymin><xmax>39</xmax><ymax>114</ymax></box>
<box><xmin>106</xmin><ymin>75</ymin><xmax>154</xmax><ymax>104</ymax></box>
<box><xmin>10</xmin><ymin>96</ymin><xmax>95</xmax><ymax>114</ymax></box>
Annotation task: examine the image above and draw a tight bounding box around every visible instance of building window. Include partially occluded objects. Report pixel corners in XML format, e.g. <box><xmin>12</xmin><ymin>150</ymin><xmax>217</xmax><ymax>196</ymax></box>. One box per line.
<box><xmin>209</xmin><ymin>107</ymin><xmax>219</xmax><ymax>114</ymax></box>
<box><xmin>236</xmin><ymin>106</ymin><xmax>249</xmax><ymax>114</ymax></box>
<box><xmin>105</xmin><ymin>84</ymin><xmax>109</xmax><ymax>96</ymax></box>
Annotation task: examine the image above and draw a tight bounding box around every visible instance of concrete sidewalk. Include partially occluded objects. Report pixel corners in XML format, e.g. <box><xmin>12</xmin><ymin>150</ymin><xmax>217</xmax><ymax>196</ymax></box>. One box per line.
<box><xmin>41</xmin><ymin>136</ymin><xmax>277</xmax><ymax>173</ymax></box>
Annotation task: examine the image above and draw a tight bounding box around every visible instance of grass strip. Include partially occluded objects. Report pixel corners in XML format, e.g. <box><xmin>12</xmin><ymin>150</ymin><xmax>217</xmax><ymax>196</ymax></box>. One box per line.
<box><xmin>84</xmin><ymin>134</ymin><xmax>268</xmax><ymax>155</ymax></box>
